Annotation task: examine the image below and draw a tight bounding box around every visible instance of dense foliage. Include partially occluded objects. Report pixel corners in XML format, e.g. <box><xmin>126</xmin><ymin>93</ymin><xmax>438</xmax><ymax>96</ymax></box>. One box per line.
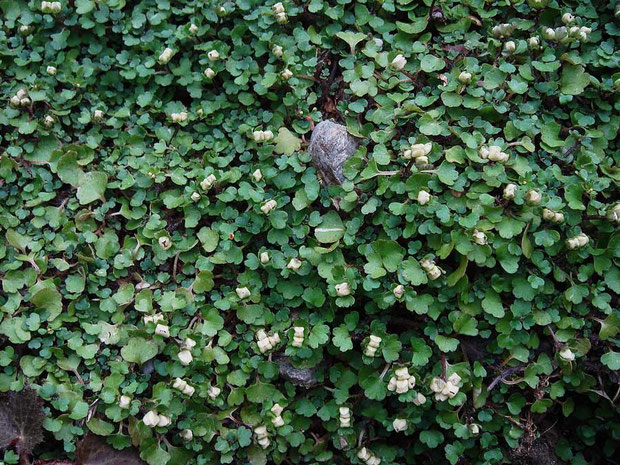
<box><xmin>1</xmin><ymin>0</ymin><xmax>619</xmax><ymax>464</ymax></box>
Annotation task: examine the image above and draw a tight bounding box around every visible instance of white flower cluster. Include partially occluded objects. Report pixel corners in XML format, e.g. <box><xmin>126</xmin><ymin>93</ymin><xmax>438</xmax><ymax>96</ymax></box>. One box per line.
<box><xmin>158</xmin><ymin>236</ymin><xmax>172</xmax><ymax>250</ymax></box>
<box><xmin>402</xmin><ymin>142</ymin><xmax>432</xmax><ymax>165</ymax></box>
<box><xmin>287</xmin><ymin>257</ymin><xmax>302</xmax><ymax>271</ymax></box>
<box><xmin>387</xmin><ymin>367</ymin><xmax>416</xmax><ymax>394</ymax></box>
<box><xmin>390</xmin><ymin>54</ymin><xmax>407</xmax><ymax>70</ymax></box>
<box><xmin>236</xmin><ymin>286</ymin><xmax>251</xmax><ymax>299</ymax></box>
<box><xmin>291</xmin><ymin>326</ymin><xmax>305</xmax><ymax>347</ymax></box>
<box><xmin>254</xmin><ymin>425</ymin><xmax>270</xmax><ymax>449</ymax></box>
<box><xmin>566</xmin><ymin>233</ymin><xmax>589</xmax><ymax>250</ymax></box>
<box><xmin>357</xmin><ymin>447</ymin><xmax>381</xmax><ymax>465</ymax></box>
<box><xmin>479</xmin><ymin>145</ymin><xmax>509</xmax><ymax>163</ymax></box>
<box><xmin>253</xmin><ymin>129</ymin><xmax>274</xmax><ymax>142</ymax></box>
<box><xmin>491</xmin><ymin>23</ymin><xmax>515</xmax><ymax>39</ymax></box>
<box><xmin>335</xmin><ymin>282</ymin><xmax>351</xmax><ymax>296</ymax></box>
<box><xmin>177</xmin><ymin>338</ymin><xmax>195</xmax><ymax>366</ymax></box>
<box><xmin>143</xmin><ymin>410</ymin><xmax>171</xmax><ymax>428</ymax></box>
<box><xmin>201</xmin><ymin>174</ymin><xmax>216</xmax><ymax>190</ymax></box>
<box><xmin>420</xmin><ymin>258</ymin><xmax>442</xmax><ymax>280</ymax></box>
<box><xmin>272</xmin><ymin>2</ymin><xmax>287</xmax><ymax>23</ymax></box>
<box><xmin>472</xmin><ymin>229</ymin><xmax>487</xmax><ymax>245</ymax></box>
<box><xmin>170</xmin><ymin>112</ymin><xmax>188</xmax><ymax>123</ymax></box>
<box><xmin>542</xmin><ymin>208</ymin><xmax>564</xmax><ymax>223</ymax></box>
<box><xmin>173</xmin><ymin>377</ymin><xmax>195</xmax><ymax>396</ymax></box>
<box><xmin>430</xmin><ymin>373</ymin><xmax>462</xmax><ymax>401</ymax></box>
<box><xmin>392</xmin><ymin>418</ymin><xmax>407</xmax><ymax>432</ymax></box>
<box><xmin>158</xmin><ymin>47</ymin><xmax>174</xmax><ymax>65</ymax></box>
<box><xmin>281</xmin><ymin>68</ymin><xmax>293</xmax><ymax>80</ymax></box>
<box><xmin>339</xmin><ymin>406</ymin><xmax>351</xmax><ymax>427</ymax></box>
<box><xmin>10</xmin><ymin>88</ymin><xmax>30</xmax><ymax>108</ymax></box>
<box><xmin>544</xmin><ymin>21</ymin><xmax>591</xmax><ymax>43</ymax></box>
<box><xmin>256</xmin><ymin>329</ymin><xmax>281</xmax><ymax>353</ymax></box>
<box><xmin>41</xmin><ymin>1</ymin><xmax>62</xmax><ymax>14</ymax></box>
<box><xmin>364</xmin><ymin>335</ymin><xmax>381</xmax><ymax>357</ymax></box>
<box><xmin>503</xmin><ymin>183</ymin><xmax>517</xmax><ymax>200</ymax></box>
<box><xmin>606</xmin><ymin>203</ymin><xmax>620</xmax><ymax>223</ymax></box>
<box><xmin>271</xmin><ymin>403</ymin><xmax>285</xmax><ymax>427</ymax></box>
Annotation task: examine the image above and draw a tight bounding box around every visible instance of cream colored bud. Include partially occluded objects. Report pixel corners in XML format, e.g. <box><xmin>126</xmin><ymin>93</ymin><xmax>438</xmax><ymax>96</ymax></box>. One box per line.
<box><xmin>263</xmin><ymin>129</ymin><xmax>274</xmax><ymax>140</ymax></box>
<box><xmin>272</xmin><ymin>416</ymin><xmax>284</xmax><ymax>427</ymax></box>
<box><xmin>180</xmin><ymin>429</ymin><xmax>193</xmax><ymax>441</ymax></box>
<box><xmin>46</xmin><ymin>66</ymin><xmax>57</xmax><ymax>75</ymax></box>
<box><xmin>417</xmin><ymin>190</ymin><xmax>431</xmax><ymax>205</ymax></box>
<box><xmin>275</xmin><ymin>12</ymin><xmax>287</xmax><ymax>23</ymax></box>
<box><xmin>272</xmin><ymin>2</ymin><xmax>285</xmax><ymax>13</ymax></box>
<box><xmin>173</xmin><ymin>377</ymin><xmax>187</xmax><ymax>391</ymax></box>
<box><xmin>390</xmin><ymin>54</ymin><xmax>407</xmax><ymax>70</ymax></box>
<box><xmin>335</xmin><ymin>282</ymin><xmax>351</xmax><ymax>297</ymax></box>
<box><xmin>271</xmin><ymin>404</ymin><xmax>284</xmax><ymax>416</ymax></box>
<box><xmin>544</xmin><ymin>27</ymin><xmax>556</xmax><ymax>40</ymax></box>
<box><xmin>252</xmin><ymin>169</ymin><xmax>263</xmax><ymax>181</ymax></box>
<box><xmin>155</xmin><ymin>324</ymin><xmax>170</xmax><ymax>337</ymax></box>
<box><xmin>158</xmin><ymin>236</ymin><xmax>172</xmax><ymax>250</ymax></box>
<box><xmin>261</xmin><ymin>199</ymin><xmax>277</xmax><ymax>214</ymax></box>
<box><xmin>413</xmin><ymin>392</ymin><xmax>426</xmax><ymax>405</ymax></box>
<box><xmin>208</xmin><ymin>50</ymin><xmax>220</xmax><ymax>61</ymax></box>
<box><xmin>143</xmin><ymin>410</ymin><xmax>160</xmax><ymax>427</ymax></box>
<box><xmin>208</xmin><ymin>385</ymin><xmax>221</xmax><ymax>398</ymax></box>
<box><xmin>204</xmin><ymin>68</ymin><xmax>215</xmax><ymax>79</ymax></box>
<box><xmin>20</xmin><ymin>97</ymin><xmax>31</xmax><ymax>107</ymax></box>
<box><xmin>458</xmin><ymin>71</ymin><xmax>472</xmax><ymax>84</ymax></box>
<box><xmin>157</xmin><ymin>415</ymin><xmax>171</xmax><ymax>427</ymax></box>
<box><xmin>118</xmin><ymin>395</ymin><xmax>131</xmax><ymax>409</ymax></box>
<box><xmin>178</xmin><ymin>349</ymin><xmax>193</xmax><ymax>366</ymax></box>
<box><xmin>528</xmin><ymin>36</ymin><xmax>539</xmax><ymax>48</ymax></box>
<box><xmin>281</xmin><ymin>68</ymin><xmax>293</xmax><ymax>80</ymax></box>
<box><xmin>93</xmin><ymin>109</ymin><xmax>104</xmax><ymax>120</ymax></box>
<box><xmin>44</xmin><ymin>115</ymin><xmax>55</xmax><ymax>127</ymax></box>
<box><xmin>17</xmin><ymin>89</ymin><xmax>28</xmax><ymax>99</ymax></box>
<box><xmin>525</xmin><ymin>190</ymin><xmax>541</xmax><ymax>205</ymax></box>
<box><xmin>393</xmin><ymin>284</ymin><xmax>405</xmax><ymax>298</ymax></box>
<box><xmin>10</xmin><ymin>95</ymin><xmax>21</xmax><ymax>107</ymax></box>
<box><xmin>236</xmin><ymin>287</ymin><xmax>251</xmax><ymax>299</ymax></box>
<box><xmin>503</xmin><ymin>183</ymin><xmax>517</xmax><ymax>200</ymax></box>
<box><xmin>201</xmin><ymin>174</ymin><xmax>216</xmax><ymax>190</ymax></box>
<box><xmin>559</xmin><ymin>347</ymin><xmax>575</xmax><ymax>362</ymax></box>
<box><xmin>504</xmin><ymin>41</ymin><xmax>516</xmax><ymax>53</ymax></box>
<box><xmin>562</xmin><ymin>13</ymin><xmax>574</xmax><ymax>25</ymax></box>
<box><xmin>469</xmin><ymin>423</ymin><xmax>480</xmax><ymax>435</ymax></box>
<box><xmin>287</xmin><ymin>257</ymin><xmax>302</xmax><ymax>271</ymax></box>
<box><xmin>158</xmin><ymin>47</ymin><xmax>174</xmax><ymax>65</ymax></box>
<box><xmin>189</xmin><ymin>23</ymin><xmax>198</xmax><ymax>34</ymax></box>
<box><xmin>272</xmin><ymin>45</ymin><xmax>283</xmax><ymax>57</ymax></box>
<box><xmin>472</xmin><ymin>229</ymin><xmax>487</xmax><ymax>245</ymax></box>
<box><xmin>183</xmin><ymin>384</ymin><xmax>195</xmax><ymax>396</ymax></box>
<box><xmin>191</xmin><ymin>192</ymin><xmax>201</xmax><ymax>202</ymax></box>
<box><xmin>393</xmin><ymin>418</ymin><xmax>408</xmax><ymax>432</ymax></box>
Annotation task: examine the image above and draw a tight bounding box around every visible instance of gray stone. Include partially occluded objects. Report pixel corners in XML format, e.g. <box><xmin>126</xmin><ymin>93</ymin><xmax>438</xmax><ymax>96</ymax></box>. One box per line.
<box><xmin>275</xmin><ymin>356</ymin><xmax>319</xmax><ymax>388</ymax></box>
<box><xmin>308</xmin><ymin>120</ymin><xmax>358</xmax><ymax>185</ymax></box>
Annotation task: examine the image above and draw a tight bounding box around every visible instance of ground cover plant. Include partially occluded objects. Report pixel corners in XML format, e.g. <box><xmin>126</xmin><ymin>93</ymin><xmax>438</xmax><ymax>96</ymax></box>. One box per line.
<box><xmin>1</xmin><ymin>0</ymin><xmax>619</xmax><ymax>464</ymax></box>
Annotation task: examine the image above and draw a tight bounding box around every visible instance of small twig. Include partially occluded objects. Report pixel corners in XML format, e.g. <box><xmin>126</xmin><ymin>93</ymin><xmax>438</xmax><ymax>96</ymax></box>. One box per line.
<box><xmin>488</xmin><ymin>365</ymin><xmax>525</xmax><ymax>391</ymax></box>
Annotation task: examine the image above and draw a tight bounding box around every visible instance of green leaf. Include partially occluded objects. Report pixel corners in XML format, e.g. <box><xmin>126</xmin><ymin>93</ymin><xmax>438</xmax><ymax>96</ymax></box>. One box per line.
<box><xmin>121</xmin><ymin>337</ymin><xmax>158</xmax><ymax>364</ymax></box>
<box><xmin>560</xmin><ymin>64</ymin><xmax>590</xmax><ymax>95</ymax></box>
<box><xmin>77</xmin><ymin>171</ymin><xmax>108</xmax><ymax>204</ymax></box>
<box><xmin>601</xmin><ymin>351</ymin><xmax>620</xmax><ymax>370</ymax></box>
<box><xmin>314</xmin><ymin>211</ymin><xmax>345</xmax><ymax>243</ymax></box>
<box><xmin>274</xmin><ymin>128</ymin><xmax>301</xmax><ymax>155</ymax></box>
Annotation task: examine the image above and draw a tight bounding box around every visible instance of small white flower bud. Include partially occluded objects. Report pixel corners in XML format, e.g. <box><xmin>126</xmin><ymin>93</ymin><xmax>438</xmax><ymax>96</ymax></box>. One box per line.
<box><xmin>183</xmin><ymin>384</ymin><xmax>195</xmax><ymax>396</ymax></box>
<box><xmin>189</xmin><ymin>23</ymin><xmax>198</xmax><ymax>34</ymax></box>
<box><xmin>275</xmin><ymin>12</ymin><xmax>287</xmax><ymax>23</ymax></box>
<box><xmin>252</xmin><ymin>169</ymin><xmax>263</xmax><ymax>181</ymax></box>
<box><xmin>200</xmin><ymin>174</ymin><xmax>216</xmax><ymax>190</ymax></box>
<box><xmin>44</xmin><ymin>115</ymin><xmax>55</xmax><ymax>127</ymax></box>
<box><xmin>46</xmin><ymin>65</ymin><xmax>57</xmax><ymax>75</ymax></box>
<box><xmin>157</xmin><ymin>415</ymin><xmax>171</xmax><ymax>427</ymax></box>
<box><xmin>472</xmin><ymin>229</ymin><xmax>487</xmax><ymax>245</ymax></box>
<box><xmin>183</xmin><ymin>337</ymin><xmax>196</xmax><ymax>348</ymax></box>
<box><xmin>559</xmin><ymin>347</ymin><xmax>576</xmax><ymax>362</ymax></box>
<box><xmin>260</xmin><ymin>251</ymin><xmax>270</xmax><ymax>264</ymax></box>
<box><xmin>143</xmin><ymin>410</ymin><xmax>160</xmax><ymax>427</ymax></box>
<box><xmin>390</xmin><ymin>54</ymin><xmax>407</xmax><ymax>70</ymax></box>
<box><xmin>261</xmin><ymin>199</ymin><xmax>277</xmax><ymax>214</ymax></box>
<box><xmin>413</xmin><ymin>392</ymin><xmax>426</xmax><ymax>406</ymax></box>
<box><xmin>504</xmin><ymin>41</ymin><xmax>516</xmax><ymax>53</ymax></box>
<box><xmin>180</xmin><ymin>429</ymin><xmax>193</xmax><ymax>441</ymax></box>
<box><xmin>281</xmin><ymin>68</ymin><xmax>293</xmax><ymax>80</ymax></box>
<box><xmin>544</xmin><ymin>27</ymin><xmax>556</xmax><ymax>40</ymax></box>
<box><xmin>20</xmin><ymin>97</ymin><xmax>31</xmax><ymax>107</ymax></box>
<box><xmin>204</xmin><ymin>67</ymin><xmax>215</xmax><ymax>78</ymax></box>
<box><xmin>393</xmin><ymin>284</ymin><xmax>405</xmax><ymax>298</ymax></box>
<box><xmin>525</xmin><ymin>190</ymin><xmax>541</xmax><ymax>205</ymax></box>
<box><xmin>503</xmin><ymin>183</ymin><xmax>517</xmax><ymax>200</ymax></box>
<box><xmin>528</xmin><ymin>36</ymin><xmax>540</xmax><ymax>48</ymax></box>
<box><xmin>10</xmin><ymin>95</ymin><xmax>21</xmax><ymax>107</ymax></box>
<box><xmin>208</xmin><ymin>50</ymin><xmax>220</xmax><ymax>61</ymax></box>
<box><xmin>158</xmin><ymin>47</ymin><xmax>174</xmax><ymax>65</ymax></box>
<box><xmin>236</xmin><ymin>287</ymin><xmax>251</xmax><ymax>299</ymax></box>
<box><xmin>178</xmin><ymin>349</ymin><xmax>193</xmax><ymax>366</ymax></box>
<box><xmin>272</xmin><ymin>2</ymin><xmax>285</xmax><ymax>13</ymax></box>
<box><xmin>158</xmin><ymin>236</ymin><xmax>172</xmax><ymax>250</ymax></box>
<box><xmin>272</xmin><ymin>45</ymin><xmax>283</xmax><ymax>57</ymax></box>
<box><xmin>469</xmin><ymin>423</ymin><xmax>480</xmax><ymax>435</ymax></box>
<box><xmin>417</xmin><ymin>190</ymin><xmax>431</xmax><ymax>205</ymax></box>
<box><xmin>208</xmin><ymin>385</ymin><xmax>221</xmax><ymax>399</ymax></box>
<box><xmin>458</xmin><ymin>71</ymin><xmax>472</xmax><ymax>84</ymax></box>
<box><xmin>287</xmin><ymin>257</ymin><xmax>302</xmax><ymax>271</ymax></box>
<box><xmin>335</xmin><ymin>282</ymin><xmax>351</xmax><ymax>297</ymax></box>
<box><xmin>191</xmin><ymin>192</ymin><xmax>201</xmax><ymax>202</ymax></box>
<box><xmin>118</xmin><ymin>395</ymin><xmax>131</xmax><ymax>409</ymax></box>
<box><xmin>562</xmin><ymin>13</ymin><xmax>574</xmax><ymax>25</ymax></box>
<box><xmin>93</xmin><ymin>109</ymin><xmax>104</xmax><ymax>120</ymax></box>
<box><xmin>393</xmin><ymin>418</ymin><xmax>408</xmax><ymax>432</ymax></box>
<box><xmin>263</xmin><ymin>129</ymin><xmax>274</xmax><ymax>140</ymax></box>
<box><xmin>155</xmin><ymin>324</ymin><xmax>170</xmax><ymax>337</ymax></box>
